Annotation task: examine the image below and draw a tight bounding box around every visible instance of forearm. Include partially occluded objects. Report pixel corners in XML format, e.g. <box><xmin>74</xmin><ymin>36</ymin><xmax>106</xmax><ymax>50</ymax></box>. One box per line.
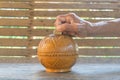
<box><xmin>88</xmin><ymin>18</ymin><xmax>120</xmax><ymax>37</ymax></box>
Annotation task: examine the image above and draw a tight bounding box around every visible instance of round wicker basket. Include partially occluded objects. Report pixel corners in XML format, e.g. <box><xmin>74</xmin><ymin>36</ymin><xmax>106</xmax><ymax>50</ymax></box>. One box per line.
<box><xmin>37</xmin><ymin>34</ymin><xmax>78</xmax><ymax>72</ymax></box>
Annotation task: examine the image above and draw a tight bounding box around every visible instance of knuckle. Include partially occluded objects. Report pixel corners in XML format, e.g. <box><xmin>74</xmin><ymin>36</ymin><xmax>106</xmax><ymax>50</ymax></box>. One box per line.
<box><xmin>66</xmin><ymin>13</ymin><xmax>77</xmax><ymax>20</ymax></box>
<box><xmin>56</xmin><ymin>14</ymin><xmax>64</xmax><ymax>19</ymax></box>
<box><xmin>68</xmin><ymin>13</ymin><xmax>76</xmax><ymax>17</ymax></box>
<box><xmin>56</xmin><ymin>15</ymin><xmax>61</xmax><ymax>19</ymax></box>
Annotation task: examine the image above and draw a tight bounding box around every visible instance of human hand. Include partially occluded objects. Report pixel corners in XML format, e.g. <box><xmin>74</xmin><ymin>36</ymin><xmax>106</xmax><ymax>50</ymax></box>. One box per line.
<box><xmin>54</xmin><ymin>13</ymin><xmax>92</xmax><ymax>37</ymax></box>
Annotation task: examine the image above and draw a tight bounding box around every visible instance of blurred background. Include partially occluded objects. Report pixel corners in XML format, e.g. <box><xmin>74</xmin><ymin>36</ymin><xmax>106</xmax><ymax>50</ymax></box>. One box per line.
<box><xmin>0</xmin><ymin>0</ymin><xmax>120</xmax><ymax>60</ymax></box>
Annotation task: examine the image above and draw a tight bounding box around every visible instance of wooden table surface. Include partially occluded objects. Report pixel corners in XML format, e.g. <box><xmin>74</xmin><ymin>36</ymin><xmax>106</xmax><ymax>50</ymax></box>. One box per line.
<box><xmin>0</xmin><ymin>57</ymin><xmax>120</xmax><ymax>80</ymax></box>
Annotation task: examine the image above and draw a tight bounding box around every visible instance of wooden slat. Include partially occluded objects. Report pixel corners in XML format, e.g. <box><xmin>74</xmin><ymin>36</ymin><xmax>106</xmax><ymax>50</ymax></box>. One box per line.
<box><xmin>0</xmin><ymin>19</ymin><xmax>30</xmax><ymax>26</ymax></box>
<box><xmin>30</xmin><ymin>39</ymin><xmax>41</xmax><ymax>46</ymax></box>
<box><xmin>78</xmin><ymin>48</ymin><xmax>120</xmax><ymax>56</ymax></box>
<box><xmin>0</xmin><ymin>39</ymin><xmax>28</xmax><ymax>46</ymax></box>
<box><xmin>34</xmin><ymin>3</ymin><xmax>120</xmax><ymax>9</ymax></box>
<box><xmin>75</xmin><ymin>39</ymin><xmax>120</xmax><ymax>46</ymax></box>
<box><xmin>2</xmin><ymin>0</ymin><xmax>117</xmax><ymax>3</ymax></box>
<box><xmin>33</xmin><ymin>19</ymin><xmax>55</xmax><ymax>26</ymax></box>
<box><xmin>34</xmin><ymin>11</ymin><xmax>120</xmax><ymax>18</ymax></box>
<box><xmin>0</xmin><ymin>49</ymin><xmax>28</xmax><ymax>56</ymax></box>
<box><xmin>34</xmin><ymin>0</ymin><xmax>119</xmax><ymax>2</ymax></box>
<box><xmin>31</xmin><ymin>29</ymin><xmax>53</xmax><ymax>36</ymax></box>
<box><xmin>0</xmin><ymin>19</ymin><xmax>114</xmax><ymax>27</ymax></box>
<box><xmin>0</xmin><ymin>28</ymin><xmax>28</xmax><ymax>36</ymax></box>
<box><xmin>0</xmin><ymin>10</ymin><xmax>30</xmax><ymax>17</ymax></box>
<box><xmin>28</xmin><ymin>49</ymin><xmax>37</xmax><ymax>55</ymax></box>
<box><xmin>29</xmin><ymin>48</ymin><xmax>120</xmax><ymax>56</ymax></box>
<box><xmin>30</xmin><ymin>39</ymin><xmax>120</xmax><ymax>46</ymax></box>
<box><xmin>33</xmin><ymin>19</ymin><xmax>103</xmax><ymax>26</ymax></box>
<box><xmin>0</xmin><ymin>0</ymin><xmax>31</xmax><ymax>2</ymax></box>
<box><xmin>0</xmin><ymin>57</ymin><xmax>38</xmax><ymax>63</ymax></box>
<box><xmin>0</xmin><ymin>3</ymin><xmax>30</xmax><ymax>9</ymax></box>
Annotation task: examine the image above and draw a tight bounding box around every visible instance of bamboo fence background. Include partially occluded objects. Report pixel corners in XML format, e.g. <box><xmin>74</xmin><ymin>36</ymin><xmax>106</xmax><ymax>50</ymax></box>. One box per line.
<box><xmin>0</xmin><ymin>0</ymin><xmax>120</xmax><ymax>57</ymax></box>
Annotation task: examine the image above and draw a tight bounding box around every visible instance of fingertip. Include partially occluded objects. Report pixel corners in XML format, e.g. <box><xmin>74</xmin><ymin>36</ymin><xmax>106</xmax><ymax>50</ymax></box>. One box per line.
<box><xmin>56</xmin><ymin>15</ymin><xmax>66</xmax><ymax>22</ymax></box>
<box><xmin>56</xmin><ymin>24</ymin><xmax>68</xmax><ymax>32</ymax></box>
<box><xmin>54</xmin><ymin>20</ymin><xmax>62</xmax><ymax>26</ymax></box>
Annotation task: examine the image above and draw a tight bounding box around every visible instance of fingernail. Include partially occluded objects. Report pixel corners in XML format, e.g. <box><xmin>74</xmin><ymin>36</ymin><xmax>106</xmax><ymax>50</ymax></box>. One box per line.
<box><xmin>61</xmin><ymin>17</ymin><xmax>66</xmax><ymax>22</ymax></box>
<box><xmin>53</xmin><ymin>30</ymin><xmax>62</xmax><ymax>35</ymax></box>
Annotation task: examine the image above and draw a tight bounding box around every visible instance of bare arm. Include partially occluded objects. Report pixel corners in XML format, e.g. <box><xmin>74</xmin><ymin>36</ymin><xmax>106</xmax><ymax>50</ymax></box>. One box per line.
<box><xmin>55</xmin><ymin>13</ymin><xmax>120</xmax><ymax>37</ymax></box>
<box><xmin>88</xmin><ymin>18</ymin><xmax>120</xmax><ymax>37</ymax></box>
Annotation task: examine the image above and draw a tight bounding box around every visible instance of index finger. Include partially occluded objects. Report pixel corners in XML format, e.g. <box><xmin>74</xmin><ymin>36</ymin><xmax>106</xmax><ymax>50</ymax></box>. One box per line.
<box><xmin>54</xmin><ymin>15</ymin><xmax>66</xmax><ymax>27</ymax></box>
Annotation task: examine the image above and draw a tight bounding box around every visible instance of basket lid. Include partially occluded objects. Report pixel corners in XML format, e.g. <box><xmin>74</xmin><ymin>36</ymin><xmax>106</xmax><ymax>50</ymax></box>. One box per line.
<box><xmin>37</xmin><ymin>34</ymin><xmax>78</xmax><ymax>53</ymax></box>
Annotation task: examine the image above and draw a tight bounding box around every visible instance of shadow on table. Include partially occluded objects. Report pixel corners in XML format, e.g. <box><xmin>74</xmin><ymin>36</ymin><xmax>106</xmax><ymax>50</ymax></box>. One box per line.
<box><xmin>32</xmin><ymin>64</ymin><xmax>120</xmax><ymax>80</ymax></box>
<box><xmin>32</xmin><ymin>70</ymin><xmax>83</xmax><ymax>80</ymax></box>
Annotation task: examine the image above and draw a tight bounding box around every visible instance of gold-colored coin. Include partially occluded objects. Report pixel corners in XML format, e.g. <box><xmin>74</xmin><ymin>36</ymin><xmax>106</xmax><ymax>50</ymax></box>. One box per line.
<box><xmin>53</xmin><ymin>30</ymin><xmax>62</xmax><ymax>35</ymax></box>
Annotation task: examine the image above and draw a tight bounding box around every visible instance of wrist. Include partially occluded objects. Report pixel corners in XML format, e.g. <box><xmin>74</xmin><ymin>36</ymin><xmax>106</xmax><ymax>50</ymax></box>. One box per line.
<box><xmin>87</xmin><ymin>21</ymin><xmax>109</xmax><ymax>36</ymax></box>
<box><xmin>76</xmin><ymin>21</ymin><xmax>93</xmax><ymax>37</ymax></box>
<box><xmin>85</xmin><ymin>21</ymin><xmax>94</xmax><ymax>37</ymax></box>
